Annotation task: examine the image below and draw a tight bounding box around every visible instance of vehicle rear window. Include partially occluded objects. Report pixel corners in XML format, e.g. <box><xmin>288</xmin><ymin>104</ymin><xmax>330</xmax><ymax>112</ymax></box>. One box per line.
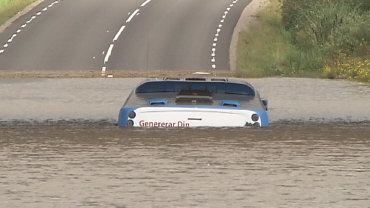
<box><xmin>135</xmin><ymin>81</ymin><xmax>255</xmax><ymax>96</ymax></box>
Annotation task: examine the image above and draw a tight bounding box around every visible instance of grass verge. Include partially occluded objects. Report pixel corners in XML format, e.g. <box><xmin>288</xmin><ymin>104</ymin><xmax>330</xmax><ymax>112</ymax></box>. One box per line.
<box><xmin>236</xmin><ymin>0</ymin><xmax>313</xmax><ymax>78</ymax></box>
<box><xmin>0</xmin><ymin>0</ymin><xmax>38</xmax><ymax>26</ymax></box>
<box><xmin>236</xmin><ymin>0</ymin><xmax>369</xmax><ymax>82</ymax></box>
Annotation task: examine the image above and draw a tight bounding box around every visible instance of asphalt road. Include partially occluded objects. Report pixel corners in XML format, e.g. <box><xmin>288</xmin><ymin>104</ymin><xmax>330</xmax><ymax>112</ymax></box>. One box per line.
<box><xmin>0</xmin><ymin>0</ymin><xmax>251</xmax><ymax>71</ymax></box>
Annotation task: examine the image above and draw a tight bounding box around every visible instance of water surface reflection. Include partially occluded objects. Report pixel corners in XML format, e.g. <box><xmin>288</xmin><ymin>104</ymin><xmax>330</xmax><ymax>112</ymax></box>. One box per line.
<box><xmin>1</xmin><ymin>123</ymin><xmax>369</xmax><ymax>208</ymax></box>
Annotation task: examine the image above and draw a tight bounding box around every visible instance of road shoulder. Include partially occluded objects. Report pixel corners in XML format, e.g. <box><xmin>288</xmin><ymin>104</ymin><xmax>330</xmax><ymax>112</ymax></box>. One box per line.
<box><xmin>0</xmin><ymin>0</ymin><xmax>45</xmax><ymax>33</ymax></box>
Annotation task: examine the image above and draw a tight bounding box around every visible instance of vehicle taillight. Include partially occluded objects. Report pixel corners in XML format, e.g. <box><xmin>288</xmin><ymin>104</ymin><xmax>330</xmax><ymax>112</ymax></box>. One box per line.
<box><xmin>127</xmin><ymin>120</ymin><xmax>134</xmax><ymax>127</ymax></box>
<box><xmin>128</xmin><ymin>111</ymin><xmax>136</xmax><ymax>119</ymax></box>
<box><xmin>251</xmin><ymin>114</ymin><xmax>259</xmax><ymax>121</ymax></box>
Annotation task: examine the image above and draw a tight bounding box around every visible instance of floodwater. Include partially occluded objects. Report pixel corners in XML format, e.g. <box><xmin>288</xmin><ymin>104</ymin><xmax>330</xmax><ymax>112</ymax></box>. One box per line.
<box><xmin>1</xmin><ymin>122</ymin><xmax>369</xmax><ymax>208</ymax></box>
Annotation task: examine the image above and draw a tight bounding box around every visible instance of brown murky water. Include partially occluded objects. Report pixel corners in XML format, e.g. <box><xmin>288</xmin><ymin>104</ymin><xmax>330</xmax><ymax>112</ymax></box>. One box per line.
<box><xmin>1</xmin><ymin>122</ymin><xmax>370</xmax><ymax>208</ymax></box>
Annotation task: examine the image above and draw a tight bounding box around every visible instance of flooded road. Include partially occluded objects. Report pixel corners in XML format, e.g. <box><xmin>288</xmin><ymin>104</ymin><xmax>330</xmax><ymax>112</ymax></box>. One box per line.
<box><xmin>1</xmin><ymin>78</ymin><xmax>370</xmax><ymax>122</ymax></box>
<box><xmin>1</xmin><ymin>122</ymin><xmax>369</xmax><ymax>208</ymax></box>
<box><xmin>1</xmin><ymin>77</ymin><xmax>369</xmax><ymax>207</ymax></box>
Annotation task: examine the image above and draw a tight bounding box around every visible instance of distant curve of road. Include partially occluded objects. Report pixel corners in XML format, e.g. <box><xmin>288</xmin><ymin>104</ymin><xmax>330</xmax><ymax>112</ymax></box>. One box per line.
<box><xmin>0</xmin><ymin>0</ymin><xmax>251</xmax><ymax>71</ymax></box>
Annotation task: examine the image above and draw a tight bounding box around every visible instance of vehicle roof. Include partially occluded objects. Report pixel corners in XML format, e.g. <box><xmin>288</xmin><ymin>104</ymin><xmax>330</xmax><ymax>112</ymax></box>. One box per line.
<box><xmin>122</xmin><ymin>78</ymin><xmax>265</xmax><ymax>110</ymax></box>
<box><xmin>145</xmin><ymin>77</ymin><xmax>251</xmax><ymax>85</ymax></box>
<box><xmin>135</xmin><ymin>78</ymin><xmax>256</xmax><ymax>95</ymax></box>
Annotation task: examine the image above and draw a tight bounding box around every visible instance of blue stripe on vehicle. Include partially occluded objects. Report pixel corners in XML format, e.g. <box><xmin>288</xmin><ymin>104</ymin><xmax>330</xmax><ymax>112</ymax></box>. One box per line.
<box><xmin>117</xmin><ymin>107</ymin><xmax>138</xmax><ymax>127</ymax></box>
<box><xmin>254</xmin><ymin>110</ymin><xmax>269</xmax><ymax>127</ymax></box>
<box><xmin>219</xmin><ymin>100</ymin><xmax>241</xmax><ymax>107</ymax></box>
<box><xmin>148</xmin><ymin>99</ymin><xmax>169</xmax><ymax>105</ymax></box>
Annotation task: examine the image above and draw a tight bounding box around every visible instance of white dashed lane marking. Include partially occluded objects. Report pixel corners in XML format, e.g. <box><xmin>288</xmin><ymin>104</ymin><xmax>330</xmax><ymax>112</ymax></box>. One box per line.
<box><xmin>0</xmin><ymin>0</ymin><xmax>61</xmax><ymax>55</ymax></box>
<box><xmin>104</xmin><ymin>44</ymin><xmax>114</xmax><ymax>64</ymax></box>
<box><xmin>210</xmin><ymin>0</ymin><xmax>239</xmax><ymax>69</ymax></box>
<box><xmin>8</xmin><ymin>34</ymin><xmax>17</xmax><ymax>43</ymax></box>
<box><xmin>141</xmin><ymin>0</ymin><xmax>152</xmax><ymax>7</ymax></box>
<box><xmin>113</xmin><ymin>26</ymin><xmax>126</xmax><ymax>42</ymax></box>
<box><xmin>126</xmin><ymin>9</ymin><xmax>140</xmax><ymax>23</ymax></box>
<box><xmin>101</xmin><ymin>0</ymin><xmax>153</xmax><ymax>74</ymax></box>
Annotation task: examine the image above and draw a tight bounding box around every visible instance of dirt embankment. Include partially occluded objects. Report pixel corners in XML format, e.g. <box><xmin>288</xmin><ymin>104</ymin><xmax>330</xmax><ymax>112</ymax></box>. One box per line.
<box><xmin>230</xmin><ymin>0</ymin><xmax>269</xmax><ymax>71</ymax></box>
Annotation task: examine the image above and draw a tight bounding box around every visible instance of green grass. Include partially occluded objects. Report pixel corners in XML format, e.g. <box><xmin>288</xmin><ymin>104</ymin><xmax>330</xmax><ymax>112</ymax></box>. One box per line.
<box><xmin>0</xmin><ymin>0</ymin><xmax>38</xmax><ymax>26</ymax></box>
<box><xmin>236</xmin><ymin>0</ymin><xmax>369</xmax><ymax>81</ymax></box>
<box><xmin>236</xmin><ymin>0</ymin><xmax>318</xmax><ymax>78</ymax></box>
